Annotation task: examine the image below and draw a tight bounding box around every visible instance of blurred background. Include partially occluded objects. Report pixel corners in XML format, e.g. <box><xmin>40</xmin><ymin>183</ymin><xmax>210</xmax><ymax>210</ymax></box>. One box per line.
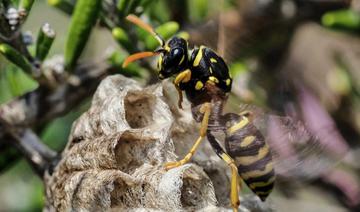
<box><xmin>0</xmin><ymin>0</ymin><xmax>360</xmax><ymax>211</ymax></box>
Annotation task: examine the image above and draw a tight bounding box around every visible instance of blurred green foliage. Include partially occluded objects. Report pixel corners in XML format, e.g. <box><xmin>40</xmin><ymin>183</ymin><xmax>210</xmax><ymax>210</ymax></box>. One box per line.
<box><xmin>322</xmin><ymin>9</ymin><xmax>360</xmax><ymax>32</ymax></box>
<box><xmin>0</xmin><ymin>62</ymin><xmax>38</xmax><ymax>104</ymax></box>
<box><xmin>0</xmin><ymin>44</ymin><xmax>33</xmax><ymax>74</ymax></box>
<box><xmin>64</xmin><ymin>0</ymin><xmax>101</xmax><ymax>69</ymax></box>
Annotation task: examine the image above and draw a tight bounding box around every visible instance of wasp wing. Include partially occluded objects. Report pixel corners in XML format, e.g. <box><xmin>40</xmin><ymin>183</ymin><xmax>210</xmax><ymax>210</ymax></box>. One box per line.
<box><xmin>235</xmin><ymin>104</ymin><xmax>346</xmax><ymax>181</ymax></box>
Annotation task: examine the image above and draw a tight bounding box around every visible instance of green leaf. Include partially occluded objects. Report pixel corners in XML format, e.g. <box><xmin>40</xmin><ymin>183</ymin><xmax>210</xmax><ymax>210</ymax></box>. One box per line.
<box><xmin>64</xmin><ymin>0</ymin><xmax>101</xmax><ymax>69</ymax></box>
<box><xmin>322</xmin><ymin>9</ymin><xmax>360</xmax><ymax>31</ymax></box>
<box><xmin>112</xmin><ymin>27</ymin><xmax>132</xmax><ymax>50</ymax></box>
<box><xmin>19</xmin><ymin>0</ymin><xmax>34</xmax><ymax>12</ymax></box>
<box><xmin>47</xmin><ymin>0</ymin><xmax>74</xmax><ymax>14</ymax></box>
<box><xmin>0</xmin><ymin>43</ymin><xmax>32</xmax><ymax>74</ymax></box>
<box><xmin>177</xmin><ymin>31</ymin><xmax>190</xmax><ymax>40</ymax></box>
<box><xmin>0</xmin><ymin>64</ymin><xmax>38</xmax><ymax>103</ymax></box>
<box><xmin>36</xmin><ymin>23</ymin><xmax>56</xmax><ymax>61</ymax></box>
<box><xmin>117</xmin><ymin>0</ymin><xmax>129</xmax><ymax>12</ymax></box>
<box><xmin>6</xmin><ymin>65</ymin><xmax>38</xmax><ymax>97</ymax></box>
<box><xmin>107</xmin><ymin>51</ymin><xmax>143</xmax><ymax>77</ymax></box>
<box><xmin>145</xmin><ymin>21</ymin><xmax>179</xmax><ymax>50</ymax></box>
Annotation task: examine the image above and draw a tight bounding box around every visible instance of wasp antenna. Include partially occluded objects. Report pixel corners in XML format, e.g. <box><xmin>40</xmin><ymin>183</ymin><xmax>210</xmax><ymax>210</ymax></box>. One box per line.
<box><xmin>126</xmin><ymin>14</ymin><xmax>165</xmax><ymax>46</ymax></box>
<box><xmin>122</xmin><ymin>51</ymin><xmax>159</xmax><ymax>68</ymax></box>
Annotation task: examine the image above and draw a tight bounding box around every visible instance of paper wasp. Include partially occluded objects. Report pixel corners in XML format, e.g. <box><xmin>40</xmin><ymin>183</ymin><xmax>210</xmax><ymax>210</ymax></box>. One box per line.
<box><xmin>122</xmin><ymin>14</ymin><xmax>339</xmax><ymax>211</ymax></box>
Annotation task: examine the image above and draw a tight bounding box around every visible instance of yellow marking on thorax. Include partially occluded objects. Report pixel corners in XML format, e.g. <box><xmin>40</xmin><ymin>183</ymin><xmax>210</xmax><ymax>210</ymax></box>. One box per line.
<box><xmin>241</xmin><ymin>162</ymin><xmax>273</xmax><ymax>180</ymax></box>
<box><xmin>209</xmin><ymin>67</ymin><xmax>213</xmax><ymax>74</ymax></box>
<box><xmin>193</xmin><ymin>46</ymin><xmax>204</xmax><ymax>67</ymax></box>
<box><xmin>226</xmin><ymin>78</ymin><xmax>231</xmax><ymax>86</ymax></box>
<box><xmin>240</xmin><ymin>136</ymin><xmax>256</xmax><ymax>147</ymax></box>
<box><xmin>227</xmin><ymin>117</ymin><xmax>249</xmax><ymax>135</ymax></box>
<box><xmin>195</xmin><ymin>81</ymin><xmax>204</xmax><ymax>90</ymax></box>
<box><xmin>209</xmin><ymin>76</ymin><xmax>219</xmax><ymax>83</ymax></box>
<box><xmin>210</xmin><ymin>58</ymin><xmax>217</xmax><ymax>63</ymax></box>
<box><xmin>236</xmin><ymin>146</ymin><xmax>269</xmax><ymax>166</ymax></box>
<box><xmin>249</xmin><ymin>176</ymin><xmax>275</xmax><ymax>189</ymax></box>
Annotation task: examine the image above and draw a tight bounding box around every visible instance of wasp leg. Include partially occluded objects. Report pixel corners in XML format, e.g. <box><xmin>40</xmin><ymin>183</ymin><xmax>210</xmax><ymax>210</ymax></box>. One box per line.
<box><xmin>164</xmin><ymin>102</ymin><xmax>210</xmax><ymax>170</ymax></box>
<box><xmin>207</xmin><ymin>133</ymin><xmax>240</xmax><ymax>212</ymax></box>
<box><xmin>173</xmin><ymin>69</ymin><xmax>191</xmax><ymax>109</ymax></box>
<box><xmin>174</xmin><ymin>85</ymin><xmax>183</xmax><ymax>109</ymax></box>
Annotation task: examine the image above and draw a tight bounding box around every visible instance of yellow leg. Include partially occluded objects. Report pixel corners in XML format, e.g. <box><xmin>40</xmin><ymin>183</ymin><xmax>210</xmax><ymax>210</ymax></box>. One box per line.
<box><xmin>173</xmin><ymin>69</ymin><xmax>191</xmax><ymax>109</ymax></box>
<box><xmin>220</xmin><ymin>153</ymin><xmax>240</xmax><ymax>211</ymax></box>
<box><xmin>164</xmin><ymin>102</ymin><xmax>211</xmax><ymax>170</ymax></box>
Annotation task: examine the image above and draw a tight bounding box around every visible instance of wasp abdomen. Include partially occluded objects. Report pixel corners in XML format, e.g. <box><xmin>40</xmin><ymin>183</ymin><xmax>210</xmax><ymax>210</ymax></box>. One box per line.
<box><xmin>224</xmin><ymin>113</ymin><xmax>275</xmax><ymax>201</ymax></box>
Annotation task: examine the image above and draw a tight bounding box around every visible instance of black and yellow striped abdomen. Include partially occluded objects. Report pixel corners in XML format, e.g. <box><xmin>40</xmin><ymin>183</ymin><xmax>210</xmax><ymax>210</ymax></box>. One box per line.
<box><xmin>224</xmin><ymin>113</ymin><xmax>275</xmax><ymax>201</ymax></box>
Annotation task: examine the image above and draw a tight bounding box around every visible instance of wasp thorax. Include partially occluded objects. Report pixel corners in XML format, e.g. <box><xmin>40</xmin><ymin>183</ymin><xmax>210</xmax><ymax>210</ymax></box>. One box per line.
<box><xmin>158</xmin><ymin>37</ymin><xmax>188</xmax><ymax>79</ymax></box>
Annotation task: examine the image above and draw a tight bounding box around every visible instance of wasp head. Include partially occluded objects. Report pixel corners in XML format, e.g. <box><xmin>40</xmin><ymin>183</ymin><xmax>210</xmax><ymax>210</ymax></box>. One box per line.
<box><xmin>157</xmin><ymin>37</ymin><xmax>188</xmax><ymax>79</ymax></box>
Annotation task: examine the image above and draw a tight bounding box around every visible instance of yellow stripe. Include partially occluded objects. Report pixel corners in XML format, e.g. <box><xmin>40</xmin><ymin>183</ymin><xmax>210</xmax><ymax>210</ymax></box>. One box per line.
<box><xmin>195</xmin><ymin>81</ymin><xmax>204</xmax><ymax>90</ymax></box>
<box><xmin>193</xmin><ymin>46</ymin><xmax>204</xmax><ymax>66</ymax></box>
<box><xmin>237</xmin><ymin>146</ymin><xmax>269</xmax><ymax>166</ymax></box>
<box><xmin>241</xmin><ymin>163</ymin><xmax>273</xmax><ymax>180</ymax></box>
<box><xmin>210</xmin><ymin>58</ymin><xmax>217</xmax><ymax>63</ymax></box>
<box><xmin>227</xmin><ymin>117</ymin><xmax>249</xmax><ymax>135</ymax></box>
<box><xmin>209</xmin><ymin>67</ymin><xmax>213</xmax><ymax>74</ymax></box>
<box><xmin>240</xmin><ymin>136</ymin><xmax>256</xmax><ymax>147</ymax></box>
<box><xmin>249</xmin><ymin>176</ymin><xmax>275</xmax><ymax>189</ymax></box>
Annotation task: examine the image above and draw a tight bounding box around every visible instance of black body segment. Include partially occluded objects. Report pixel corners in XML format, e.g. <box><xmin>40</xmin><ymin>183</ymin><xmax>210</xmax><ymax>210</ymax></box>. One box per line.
<box><xmin>179</xmin><ymin>45</ymin><xmax>232</xmax><ymax>102</ymax></box>
<box><xmin>223</xmin><ymin>113</ymin><xmax>275</xmax><ymax>201</ymax></box>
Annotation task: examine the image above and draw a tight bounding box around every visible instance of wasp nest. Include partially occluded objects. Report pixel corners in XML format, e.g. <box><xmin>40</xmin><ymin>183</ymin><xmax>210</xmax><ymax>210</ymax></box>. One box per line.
<box><xmin>43</xmin><ymin>75</ymin><xmax>264</xmax><ymax>212</ymax></box>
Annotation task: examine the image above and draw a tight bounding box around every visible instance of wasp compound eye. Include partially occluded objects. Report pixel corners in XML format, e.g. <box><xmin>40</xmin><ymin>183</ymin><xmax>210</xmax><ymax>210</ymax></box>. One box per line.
<box><xmin>170</xmin><ymin>48</ymin><xmax>184</xmax><ymax>64</ymax></box>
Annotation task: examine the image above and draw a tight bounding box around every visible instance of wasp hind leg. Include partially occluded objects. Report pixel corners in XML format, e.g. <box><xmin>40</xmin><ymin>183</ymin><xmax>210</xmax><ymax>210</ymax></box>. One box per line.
<box><xmin>207</xmin><ymin>133</ymin><xmax>240</xmax><ymax>212</ymax></box>
<box><xmin>164</xmin><ymin>102</ymin><xmax>211</xmax><ymax>170</ymax></box>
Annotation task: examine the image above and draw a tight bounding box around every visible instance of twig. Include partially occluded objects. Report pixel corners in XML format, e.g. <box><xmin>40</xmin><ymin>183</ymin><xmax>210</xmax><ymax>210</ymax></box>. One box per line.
<box><xmin>5</xmin><ymin>129</ymin><xmax>57</xmax><ymax>176</ymax></box>
<box><xmin>0</xmin><ymin>61</ymin><xmax>112</xmax><ymax>128</ymax></box>
<box><xmin>0</xmin><ymin>60</ymin><xmax>114</xmax><ymax>175</ymax></box>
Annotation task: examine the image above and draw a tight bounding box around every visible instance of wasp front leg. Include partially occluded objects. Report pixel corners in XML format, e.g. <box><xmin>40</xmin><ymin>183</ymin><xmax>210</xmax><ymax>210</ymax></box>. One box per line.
<box><xmin>164</xmin><ymin>102</ymin><xmax>211</xmax><ymax>170</ymax></box>
<box><xmin>172</xmin><ymin>69</ymin><xmax>191</xmax><ymax>109</ymax></box>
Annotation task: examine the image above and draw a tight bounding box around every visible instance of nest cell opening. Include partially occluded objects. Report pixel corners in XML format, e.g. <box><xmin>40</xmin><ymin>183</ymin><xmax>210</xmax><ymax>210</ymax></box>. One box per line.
<box><xmin>124</xmin><ymin>91</ymin><xmax>156</xmax><ymax>128</ymax></box>
<box><xmin>115</xmin><ymin>131</ymin><xmax>158</xmax><ymax>173</ymax></box>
